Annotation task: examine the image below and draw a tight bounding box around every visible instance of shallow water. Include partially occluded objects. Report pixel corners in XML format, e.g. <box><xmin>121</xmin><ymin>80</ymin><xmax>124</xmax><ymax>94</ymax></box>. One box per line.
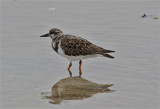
<box><xmin>1</xmin><ymin>0</ymin><xmax>160</xmax><ymax>109</ymax></box>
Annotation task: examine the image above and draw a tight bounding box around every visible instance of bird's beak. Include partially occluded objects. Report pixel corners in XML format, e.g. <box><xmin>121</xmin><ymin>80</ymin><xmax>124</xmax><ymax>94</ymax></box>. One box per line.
<box><xmin>40</xmin><ymin>33</ymin><xmax>49</xmax><ymax>37</ymax></box>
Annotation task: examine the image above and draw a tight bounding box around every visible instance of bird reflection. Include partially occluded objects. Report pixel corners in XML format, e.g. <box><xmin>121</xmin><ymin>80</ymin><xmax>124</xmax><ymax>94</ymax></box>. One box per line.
<box><xmin>41</xmin><ymin>77</ymin><xmax>114</xmax><ymax>104</ymax></box>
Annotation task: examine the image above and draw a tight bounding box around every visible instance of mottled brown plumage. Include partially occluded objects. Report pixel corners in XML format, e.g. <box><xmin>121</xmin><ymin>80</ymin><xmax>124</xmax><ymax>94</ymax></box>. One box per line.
<box><xmin>60</xmin><ymin>34</ymin><xmax>115</xmax><ymax>57</ymax></box>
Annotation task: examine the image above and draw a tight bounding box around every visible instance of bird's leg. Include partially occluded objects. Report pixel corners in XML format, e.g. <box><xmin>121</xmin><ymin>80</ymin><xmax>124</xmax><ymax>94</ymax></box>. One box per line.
<box><xmin>79</xmin><ymin>60</ymin><xmax>82</xmax><ymax>77</ymax></box>
<box><xmin>68</xmin><ymin>62</ymin><xmax>72</xmax><ymax>77</ymax></box>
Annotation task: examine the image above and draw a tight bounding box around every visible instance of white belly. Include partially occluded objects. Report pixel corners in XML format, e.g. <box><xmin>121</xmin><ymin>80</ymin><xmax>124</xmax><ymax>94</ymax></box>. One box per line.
<box><xmin>57</xmin><ymin>44</ymin><xmax>100</xmax><ymax>61</ymax></box>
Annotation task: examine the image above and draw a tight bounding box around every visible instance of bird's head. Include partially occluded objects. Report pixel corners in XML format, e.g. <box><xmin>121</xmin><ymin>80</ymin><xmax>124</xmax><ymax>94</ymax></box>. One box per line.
<box><xmin>40</xmin><ymin>28</ymin><xmax>63</xmax><ymax>39</ymax></box>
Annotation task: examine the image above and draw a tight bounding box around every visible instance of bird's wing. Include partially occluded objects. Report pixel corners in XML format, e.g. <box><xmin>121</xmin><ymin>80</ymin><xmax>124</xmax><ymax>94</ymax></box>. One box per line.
<box><xmin>60</xmin><ymin>35</ymin><xmax>115</xmax><ymax>56</ymax></box>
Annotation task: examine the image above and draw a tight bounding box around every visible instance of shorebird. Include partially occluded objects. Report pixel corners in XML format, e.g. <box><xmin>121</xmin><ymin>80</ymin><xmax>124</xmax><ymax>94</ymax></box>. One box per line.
<box><xmin>40</xmin><ymin>28</ymin><xmax>115</xmax><ymax>77</ymax></box>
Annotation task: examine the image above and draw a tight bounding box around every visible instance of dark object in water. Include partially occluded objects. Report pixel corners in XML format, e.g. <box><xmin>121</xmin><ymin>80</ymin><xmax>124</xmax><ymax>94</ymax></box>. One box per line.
<box><xmin>141</xmin><ymin>14</ymin><xmax>147</xmax><ymax>18</ymax></box>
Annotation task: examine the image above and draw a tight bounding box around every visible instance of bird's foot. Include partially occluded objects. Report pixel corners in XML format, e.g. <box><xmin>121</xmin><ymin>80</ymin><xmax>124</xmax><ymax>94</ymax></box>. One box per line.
<box><xmin>68</xmin><ymin>70</ymin><xmax>72</xmax><ymax>77</ymax></box>
<box><xmin>78</xmin><ymin>71</ymin><xmax>82</xmax><ymax>78</ymax></box>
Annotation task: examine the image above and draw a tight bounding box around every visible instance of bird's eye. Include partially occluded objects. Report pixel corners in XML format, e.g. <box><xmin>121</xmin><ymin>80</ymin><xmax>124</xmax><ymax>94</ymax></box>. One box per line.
<box><xmin>50</xmin><ymin>32</ymin><xmax>54</xmax><ymax>34</ymax></box>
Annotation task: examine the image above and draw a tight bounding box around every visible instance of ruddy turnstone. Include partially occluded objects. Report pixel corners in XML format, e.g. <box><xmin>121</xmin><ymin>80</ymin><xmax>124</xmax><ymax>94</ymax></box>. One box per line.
<box><xmin>40</xmin><ymin>28</ymin><xmax>115</xmax><ymax>77</ymax></box>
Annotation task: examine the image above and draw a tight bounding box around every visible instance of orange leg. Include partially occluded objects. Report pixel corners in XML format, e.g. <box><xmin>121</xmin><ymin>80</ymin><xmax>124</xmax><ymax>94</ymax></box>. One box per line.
<box><xmin>79</xmin><ymin>60</ymin><xmax>82</xmax><ymax>77</ymax></box>
<box><xmin>68</xmin><ymin>62</ymin><xmax>72</xmax><ymax>77</ymax></box>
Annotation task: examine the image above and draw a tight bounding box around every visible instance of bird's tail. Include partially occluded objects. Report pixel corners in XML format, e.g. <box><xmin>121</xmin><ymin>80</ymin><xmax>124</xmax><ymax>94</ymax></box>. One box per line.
<box><xmin>102</xmin><ymin>53</ymin><xmax>115</xmax><ymax>59</ymax></box>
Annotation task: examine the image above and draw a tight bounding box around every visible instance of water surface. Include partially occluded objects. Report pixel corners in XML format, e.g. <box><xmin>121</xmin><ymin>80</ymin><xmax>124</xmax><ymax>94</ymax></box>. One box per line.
<box><xmin>1</xmin><ymin>0</ymin><xmax>160</xmax><ymax>109</ymax></box>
